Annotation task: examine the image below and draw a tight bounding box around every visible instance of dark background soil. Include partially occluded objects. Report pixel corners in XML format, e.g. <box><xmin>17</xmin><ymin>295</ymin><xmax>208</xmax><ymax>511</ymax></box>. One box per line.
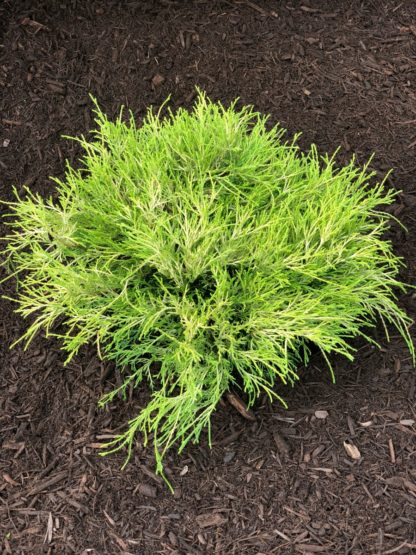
<box><xmin>1</xmin><ymin>1</ymin><xmax>416</xmax><ymax>554</ymax></box>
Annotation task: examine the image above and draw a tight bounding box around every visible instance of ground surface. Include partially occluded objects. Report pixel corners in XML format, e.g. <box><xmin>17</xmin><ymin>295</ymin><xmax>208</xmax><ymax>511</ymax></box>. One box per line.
<box><xmin>1</xmin><ymin>1</ymin><xmax>416</xmax><ymax>554</ymax></box>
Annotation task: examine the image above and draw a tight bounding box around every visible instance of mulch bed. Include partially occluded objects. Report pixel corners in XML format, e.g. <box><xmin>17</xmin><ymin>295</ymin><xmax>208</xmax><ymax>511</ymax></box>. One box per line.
<box><xmin>1</xmin><ymin>1</ymin><xmax>416</xmax><ymax>554</ymax></box>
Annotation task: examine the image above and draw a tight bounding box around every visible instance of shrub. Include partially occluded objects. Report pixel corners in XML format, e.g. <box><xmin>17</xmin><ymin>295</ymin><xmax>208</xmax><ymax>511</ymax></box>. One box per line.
<box><xmin>2</xmin><ymin>92</ymin><xmax>413</xmax><ymax>480</ymax></box>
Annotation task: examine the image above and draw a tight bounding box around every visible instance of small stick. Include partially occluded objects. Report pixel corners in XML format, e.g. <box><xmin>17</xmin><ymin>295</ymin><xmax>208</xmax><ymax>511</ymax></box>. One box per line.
<box><xmin>2</xmin><ymin>119</ymin><xmax>22</xmax><ymax>126</ymax></box>
<box><xmin>225</xmin><ymin>391</ymin><xmax>256</xmax><ymax>421</ymax></box>
<box><xmin>388</xmin><ymin>438</ymin><xmax>396</xmax><ymax>464</ymax></box>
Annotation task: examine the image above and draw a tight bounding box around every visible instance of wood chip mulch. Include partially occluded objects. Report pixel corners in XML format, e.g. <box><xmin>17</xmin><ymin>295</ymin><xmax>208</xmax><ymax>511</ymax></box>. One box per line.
<box><xmin>1</xmin><ymin>1</ymin><xmax>416</xmax><ymax>553</ymax></box>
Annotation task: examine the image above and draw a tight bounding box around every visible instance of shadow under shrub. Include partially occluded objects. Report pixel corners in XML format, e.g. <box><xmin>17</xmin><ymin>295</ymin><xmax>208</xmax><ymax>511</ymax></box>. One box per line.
<box><xmin>2</xmin><ymin>92</ymin><xmax>414</xmax><ymax>481</ymax></box>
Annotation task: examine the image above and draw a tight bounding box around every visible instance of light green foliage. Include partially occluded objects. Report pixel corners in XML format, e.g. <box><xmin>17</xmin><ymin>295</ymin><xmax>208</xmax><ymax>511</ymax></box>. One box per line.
<box><xmin>2</xmin><ymin>93</ymin><xmax>413</xmax><ymax>479</ymax></box>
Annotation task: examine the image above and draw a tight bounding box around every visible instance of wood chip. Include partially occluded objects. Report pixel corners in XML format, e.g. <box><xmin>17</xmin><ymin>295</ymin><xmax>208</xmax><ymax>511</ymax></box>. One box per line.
<box><xmin>103</xmin><ymin>510</ymin><xmax>116</xmax><ymax>526</ymax></box>
<box><xmin>359</xmin><ymin>420</ymin><xmax>373</xmax><ymax>427</ymax></box>
<box><xmin>242</xmin><ymin>0</ymin><xmax>269</xmax><ymax>16</ymax></box>
<box><xmin>196</xmin><ymin>512</ymin><xmax>227</xmax><ymax>528</ymax></box>
<box><xmin>179</xmin><ymin>465</ymin><xmax>189</xmax><ymax>476</ymax></box>
<box><xmin>296</xmin><ymin>544</ymin><xmax>328</xmax><ymax>553</ymax></box>
<box><xmin>46</xmin><ymin>80</ymin><xmax>66</xmax><ymax>94</ymax></box>
<box><xmin>139</xmin><ymin>465</ymin><xmax>163</xmax><ymax>485</ymax></box>
<box><xmin>388</xmin><ymin>438</ymin><xmax>396</xmax><ymax>464</ymax></box>
<box><xmin>20</xmin><ymin>17</ymin><xmax>50</xmax><ymax>31</ymax></box>
<box><xmin>223</xmin><ymin>451</ymin><xmax>236</xmax><ymax>464</ymax></box>
<box><xmin>225</xmin><ymin>391</ymin><xmax>256</xmax><ymax>421</ymax></box>
<box><xmin>300</xmin><ymin>5</ymin><xmax>320</xmax><ymax>13</ymax></box>
<box><xmin>108</xmin><ymin>531</ymin><xmax>128</xmax><ymax>551</ymax></box>
<box><xmin>385</xmin><ymin>476</ymin><xmax>416</xmax><ymax>494</ymax></box>
<box><xmin>213</xmin><ymin>429</ymin><xmax>242</xmax><ymax>446</ymax></box>
<box><xmin>3</xmin><ymin>538</ymin><xmax>11</xmax><ymax>555</ymax></box>
<box><xmin>134</xmin><ymin>483</ymin><xmax>157</xmax><ymax>498</ymax></box>
<box><xmin>399</xmin><ymin>419</ymin><xmax>415</xmax><ymax>427</ymax></box>
<box><xmin>385</xmin><ymin>476</ymin><xmax>406</xmax><ymax>488</ymax></box>
<box><xmin>273</xmin><ymin>431</ymin><xmax>290</xmax><ymax>458</ymax></box>
<box><xmin>343</xmin><ymin>440</ymin><xmax>361</xmax><ymax>460</ymax></box>
<box><xmin>314</xmin><ymin>410</ymin><xmax>329</xmax><ymax>420</ymax></box>
<box><xmin>2</xmin><ymin>119</ymin><xmax>22</xmax><ymax>126</ymax></box>
<box><xmin>56</xmin><ymin>491</ymin><xmax>90</xmax><ymax>514</ymax></box>
<box><xmin>382</xmin><ymin>541</ymin><xmax>416</xmax><ymax>554</ymax></box>
<box><xmin>27</xmin><ymin>471</ymin><xmax>67</xmax><ymax>496</ymax></box>
<box><xmin>44</xmin><ymin>512</ymin><xmax>53</xmax><ymax>544</ymax></box>
<box><xmin>3</xmin><ymin>473</ymin><xmax>19</xmax><ymax>486</ymax></box>
<box><xmin>151</xmin><ymin>73</ymin><xmax>165</xmax><ymax>87</ymax></box>
<box><xmin>403</xmin><ymin>479</ymin><xmax>416</xmax><ymax>494</ymax></box>
<box><xmin>347</xmin><ymin>415</ymin><xmax>356</xmax><ymax>437</ymax></box>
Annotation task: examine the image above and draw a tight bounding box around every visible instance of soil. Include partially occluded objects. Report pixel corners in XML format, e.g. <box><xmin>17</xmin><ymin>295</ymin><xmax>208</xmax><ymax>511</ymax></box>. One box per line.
<box><xmin>1</xmin><ymin>1</ymin><xmax>416</xmax><ymax>554</ymax></box>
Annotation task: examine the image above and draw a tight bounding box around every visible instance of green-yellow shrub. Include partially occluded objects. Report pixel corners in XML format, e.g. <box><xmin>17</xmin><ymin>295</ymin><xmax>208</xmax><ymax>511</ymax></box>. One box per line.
<box><xmin>3</xmin><ymin>92</ymin><xmax>413</xmax><ymax>481</ymax></box>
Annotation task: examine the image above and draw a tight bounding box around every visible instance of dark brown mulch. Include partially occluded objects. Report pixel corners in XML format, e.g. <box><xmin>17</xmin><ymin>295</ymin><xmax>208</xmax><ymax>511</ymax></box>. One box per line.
<box><xmin>1</xmin><ymin>1</ymin><xmax>416</xmax><ymax>554</ymax></box>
